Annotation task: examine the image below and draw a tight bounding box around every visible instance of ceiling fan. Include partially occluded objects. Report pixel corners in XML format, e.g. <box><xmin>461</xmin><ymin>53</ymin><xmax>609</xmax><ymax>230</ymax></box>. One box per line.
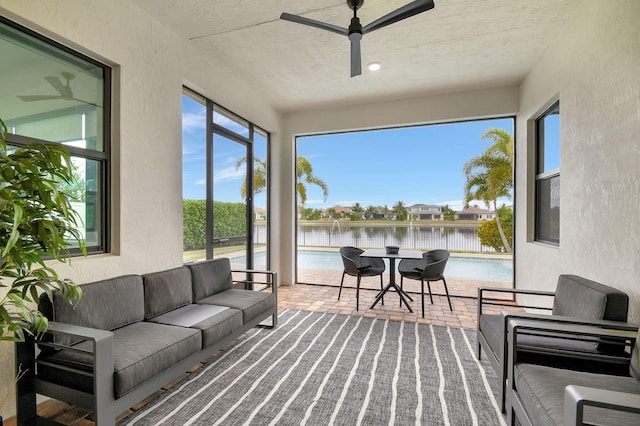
<box><xmin>281</xmin><ymin>0</ymin><xmax>435</xmax><ymax>77</ymax></box>
<box><xmin>17</xmin><ymin>72</ymin><xmax>99</xmax><ymax>107</ymax></box>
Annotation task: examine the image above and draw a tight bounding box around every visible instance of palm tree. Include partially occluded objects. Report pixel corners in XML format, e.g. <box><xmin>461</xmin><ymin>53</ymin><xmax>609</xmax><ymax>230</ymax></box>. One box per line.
<box><xmin>391</xmin><ymin>201</ymin><xmax>408</xmax><ymax>221</ymax></box>
<box><xmin>365</xmin><ymin>205</ymin><xmax>377</xmax><ymax>220</ymax></box>
<box><xmin>236</xmin><ymin>154</ymin><xmax>328</xmax><ymax>206</ymax></box>
<box><xmin>351</xmin><ymin>202</ymin><xmax>365</xmax><ymax>220</ymax></box>
<box><xmin>463</xmin><ymin>128</ymin><xmax>513</xmax><ymax>252</ymax></box>
<box><xmin>235</xmin><ymin>156</ymin><xmax>267</xmax><ymax>199</ymax></box>
<box><xmin>296</xmin><ymin>155</ymin><xmax>329</xmax><ymax>206</ymax></box>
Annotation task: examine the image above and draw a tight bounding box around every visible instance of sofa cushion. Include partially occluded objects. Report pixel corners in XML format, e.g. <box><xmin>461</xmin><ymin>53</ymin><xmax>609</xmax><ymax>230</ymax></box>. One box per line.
<box><xmin>553</xmin><ymin>274</ymin><xmax>628</xmax><ymax>321</ymax></box>
<box><xmin>37</xmin><ymin>322</ymin><xmax>201</xmax><ymax>398</ymax></box>
<box><xmin>147</xmin><ymin>304</ymin><xmax>229</xmax><ymax>327</ymax></box>
<box><xmin>514</xmin><ymin>363</ymin><xmax>640</xmax><ymax>425</ymax></box>
<box><xmin>143</xmin><ymin>266</ymin><xmax>193</xmax><ymax>319</ymax></box>
<box><xmin>188</xmin><ymin>308</ymin><xmax>243</xmax><ymax>347</ymax></box>
<box><xmin>187</xmin><ymin>258</ymin><xmax>234</xmax><ymax>301</ymax></box>
<box><xmin>198</xmin><ymin>289</ymin><xmax>275</xmax><ymax>325</ymax></box>
<box><xmin>39</xmin><ymin>275</ymin><xmax>144</xmax><ymax>346</ymax></box>
<box><xmin>148</xmin><ymin>304</ymin><xmax>244</xmax><ymax>346</ymax></box>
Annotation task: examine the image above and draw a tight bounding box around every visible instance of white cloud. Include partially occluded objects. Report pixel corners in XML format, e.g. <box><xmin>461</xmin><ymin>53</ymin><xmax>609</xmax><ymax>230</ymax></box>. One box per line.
<box><xmin>182</xmin><ymin>111</ymin><xmax>206</xmax><ymax>132</ymax></box>
<box><xmin>214</xmin><ymin>166</ymin><xmax>245</xmax><ymax>182</ymax></box>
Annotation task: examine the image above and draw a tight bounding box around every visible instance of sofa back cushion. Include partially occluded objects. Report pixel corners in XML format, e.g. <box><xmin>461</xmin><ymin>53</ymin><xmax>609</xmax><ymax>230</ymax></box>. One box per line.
<box><xmin>552</xmin><ymin>274</ymin><xmax>628</xmax><ymax>321</ymax></box>
<box><xmin>143</xmin><ymin>267</ymin><xmax>193</xmax><ymax>319</ymax></box>
<box><xmin>39</xmin><ymin>275</ymin><xmax>144</xmax><ymax>346</ymax></box>
<box><xmin>187</xmin><ymin>258</ymin><xmax>233</xmax><ymax>301</ymax></box>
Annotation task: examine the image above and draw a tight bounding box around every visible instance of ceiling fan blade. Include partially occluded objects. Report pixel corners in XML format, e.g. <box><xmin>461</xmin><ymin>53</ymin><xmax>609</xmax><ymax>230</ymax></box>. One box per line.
<box><xmin>280</xmin><ymin>13</ymin><xmax>348</xmax><ymax>36</ymax></box>
<box><xmin>362</xmin><ymin>0</ymin><xmax>435</xmax><ymax>34</ymax></box>
<box><xmin>17</xmin><ymin>95</ymin><xmax>64</xmax><ymax>102</ymax></box>
<box><xmin>72</xmin><ymin>97</ymin><xmax>100</xmax><ymax>107</ymax></box>
<box><xmin>44</xmin><ymin>76</ymin><xmax>69</xmax><ymax>96</ymax></box>
<box><xmin>350</xmin><ymin>34</ymin><xmax>362</xmax><ymax>77</ymax></box>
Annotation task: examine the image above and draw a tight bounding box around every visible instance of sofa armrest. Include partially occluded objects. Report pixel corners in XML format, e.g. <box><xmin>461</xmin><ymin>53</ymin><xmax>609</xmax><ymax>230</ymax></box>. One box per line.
<box><xmin>17</xmin><ymin>322</ymin><xmax>115</xmax><ymax>423</ymax></box>
<box><xmin>477</xmin><ymin>286</ymin><xmax>554</xmax><ymax>316</ymax></box>
<box><xmin>499</xmin><ymin>313</ymin><xmax>637</xmax><ymax>381</ymax></box>
<box><xmin>45</xmin><ymin>320</ymin><xmax>114</xmax><ymax>343</ymax></box>
<box><xmin>499</xmin><ymin>311</ymin><xmax>638</xmax><ymax>333</ymax></box>
<box><xmin>231</xmin><ymin>269</ymin><xmax>277</xmax><ymax>294</ymax></box>
<box><xmin>564</xmin><ymin>385</ymin><xmax>640</xmax><ymax>425</ymax></box>
<box><xmin>507</xmin><ymin>319</ymin><xmax>636</xmax><ymax>364</ymax></box>
<box><xmin>39</xmin><ymin>322</ymin><xmax>114</xmax><ymax>396</ymax></box>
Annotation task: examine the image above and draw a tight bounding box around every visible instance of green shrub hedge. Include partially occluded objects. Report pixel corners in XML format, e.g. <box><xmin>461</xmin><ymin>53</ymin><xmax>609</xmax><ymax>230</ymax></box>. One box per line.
<box><xmin>183</xmin><ymin>199</ymin><xmax>247</xmax><ymax>250</ymax></box>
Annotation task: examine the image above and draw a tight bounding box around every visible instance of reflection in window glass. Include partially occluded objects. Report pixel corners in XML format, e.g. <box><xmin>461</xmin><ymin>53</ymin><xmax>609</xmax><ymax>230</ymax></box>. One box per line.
<box><xmin>0</xmin><ymin>17</ymin><xmax>110</xmax><ymax>254</ymax></box>
<box><xmin>535</xmin><ymin>101</ymin><xmax>560</xmax><ymax>244</ymax></box>
<box><xmin>213</xmin><ymin>106</ymin><xmax>249</xmax><ymax>138</ymax></box>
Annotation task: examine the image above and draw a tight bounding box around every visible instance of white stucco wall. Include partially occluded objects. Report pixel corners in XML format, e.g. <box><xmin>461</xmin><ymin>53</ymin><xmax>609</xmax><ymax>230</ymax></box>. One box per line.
<box><xmin>514</xmin><ymin>0</ymin><xmax>640</xmax><ymax>321</ymax></box>
<box><xmin>0</xmin><ymin>0</ymin><xmax>280</xmax><ymax>417</ymax></box>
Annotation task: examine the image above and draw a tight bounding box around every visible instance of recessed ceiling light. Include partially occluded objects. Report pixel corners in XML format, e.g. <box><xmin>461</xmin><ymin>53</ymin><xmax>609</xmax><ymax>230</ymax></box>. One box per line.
<box><xmin>368</xmin><ymin>62</ymin><xmax>381</xmax><ymax>72</ymax></box>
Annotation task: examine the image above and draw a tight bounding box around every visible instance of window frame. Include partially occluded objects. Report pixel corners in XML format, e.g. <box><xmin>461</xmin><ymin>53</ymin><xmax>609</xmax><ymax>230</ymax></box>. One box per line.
<box><xmin>534</xmin><ymin>101</ymin><xmax>560</xmax><ymax>245</ymax></box>
<box><xmin>1</xmin><ymin>17</ymin><xmax>111</xmax><ymax>255</ymax></box>
<box><xmin>182</xmin><ymin>87</ymin><xmax>270</xmax><ymax>270</ymax></box>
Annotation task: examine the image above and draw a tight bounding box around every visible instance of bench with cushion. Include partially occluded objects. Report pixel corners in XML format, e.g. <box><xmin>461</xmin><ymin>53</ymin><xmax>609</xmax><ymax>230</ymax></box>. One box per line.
<box><xmin>477</xmin><ymin>274</ymin><xmax>634</xmax><ymax>411</ymax></box>
<box><xmin>15</xmin><ymin>258</ymin><xmax>277</xmax><ymax>425</ymax></box>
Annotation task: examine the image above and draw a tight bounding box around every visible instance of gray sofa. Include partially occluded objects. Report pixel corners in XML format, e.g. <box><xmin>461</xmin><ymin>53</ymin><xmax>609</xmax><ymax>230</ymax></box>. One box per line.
<box><xmin>477</xmin><ymin>274</ymin><xmax>634</xmax><ymax>411</ymax></box>
<box><xmin>507</xmin><ymin>319</ymin><xmax>640</xmax><ymax>425</ymax></box>
<box><xmin>15</xmin><ymin>258</ymin><xmax>277</xmax><ymax>425</ymax></box>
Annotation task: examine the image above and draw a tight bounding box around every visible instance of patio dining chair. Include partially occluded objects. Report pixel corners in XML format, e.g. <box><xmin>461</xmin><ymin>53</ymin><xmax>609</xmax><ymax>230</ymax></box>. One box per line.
<box><xmin>398</xmin><ymin>249</ymin><xmax>453</xmax><ymax>316</ymax></box>
<box><xmin>338</xmin><ymin>246</ymin><xmax>385</xmax><ymax>311</ymax></box>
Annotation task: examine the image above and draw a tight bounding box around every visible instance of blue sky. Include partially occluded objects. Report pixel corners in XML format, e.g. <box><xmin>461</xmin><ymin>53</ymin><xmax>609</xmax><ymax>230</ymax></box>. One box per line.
<box><xmin>182</xmin><ymin>94</ymin><xmax>518</xmax><ymax>211</ymax></box>
<box><xmin>297</xmin><ymin>118</ymin><xmax>514</xmax><ymax>211</ymax></box>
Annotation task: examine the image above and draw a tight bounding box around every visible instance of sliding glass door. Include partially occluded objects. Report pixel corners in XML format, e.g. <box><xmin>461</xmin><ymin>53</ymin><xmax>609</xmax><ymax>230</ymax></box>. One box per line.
<box><xmin>182</xmin><ymin>89</ymin><xmax>269</xmax><ymax>270</ymax></box>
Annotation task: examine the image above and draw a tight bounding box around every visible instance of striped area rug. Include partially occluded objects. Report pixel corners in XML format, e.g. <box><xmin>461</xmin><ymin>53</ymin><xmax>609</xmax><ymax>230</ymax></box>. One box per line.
<box><xmin>120</xmin><ymin>310</ymin><xmax>506</xmax><ymax>426</ymax></box>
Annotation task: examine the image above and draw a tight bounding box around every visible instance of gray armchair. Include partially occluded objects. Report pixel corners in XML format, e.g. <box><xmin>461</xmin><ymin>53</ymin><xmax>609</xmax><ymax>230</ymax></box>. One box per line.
<box><xmin>477</xmin><ymin>274</ymin><xmax>633</xmax><ymax>412</ymax></box>
<box><xmin>506</xmin><ymin>319</ymin><xmax>640</xmax><ymax>425</ymax></box>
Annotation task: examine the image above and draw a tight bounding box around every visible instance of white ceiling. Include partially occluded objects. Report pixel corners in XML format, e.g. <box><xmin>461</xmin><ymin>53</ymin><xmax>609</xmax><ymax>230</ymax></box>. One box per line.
<box><xmin>130</xmin><ymin>0</ymin><xmax>581</xmax><ymax>114</ymax></box>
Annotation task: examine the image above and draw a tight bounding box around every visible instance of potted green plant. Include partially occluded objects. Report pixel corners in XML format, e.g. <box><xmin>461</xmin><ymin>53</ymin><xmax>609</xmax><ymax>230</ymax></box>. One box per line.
<box><xmin>0</xmin><ymin>117</ymin><xmax>84</xmax><ymax>420</ymax></box>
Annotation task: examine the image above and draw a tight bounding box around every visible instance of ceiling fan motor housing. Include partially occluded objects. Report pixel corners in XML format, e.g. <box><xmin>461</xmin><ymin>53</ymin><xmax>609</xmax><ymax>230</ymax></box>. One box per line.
<box><xmin>349</xmin><ymin>17</ymin><xmax>363</xmax><ymax>36</ymax></box>
<box><xmin>347</xmin><ymin>0</ymin><xmax>365</xmax><ymax>10</ymax></box>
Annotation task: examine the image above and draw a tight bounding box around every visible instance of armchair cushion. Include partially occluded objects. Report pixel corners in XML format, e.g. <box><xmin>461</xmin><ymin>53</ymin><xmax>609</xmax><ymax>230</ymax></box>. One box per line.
<box><xmin>552</xmin><ymin>274</ymin><xmax>628</xmax><ymax>321</ymax></box>
<box><xmin>480</xmin><ymin>313</ymin><xmax>628</xmax><ymax>370</ymax></box>
<box><xmin>514</xmin><ymin>363</ymin><xmax>640</xmax><ymax>425</ymax></box>
<box><xmin>479</xmin><ymin>313</ymin><xmax>502</xmax><ymax>358</ymax></box>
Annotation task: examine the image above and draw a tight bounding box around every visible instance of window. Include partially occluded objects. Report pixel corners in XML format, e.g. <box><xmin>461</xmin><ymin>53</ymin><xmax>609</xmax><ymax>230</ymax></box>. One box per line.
<box><xmin>0</xmin><ymin>17</ymin><xmax>111</xmax><ymax>254</ymax></box>
<box><xmin>535</xmin><ymin>101</ymin><xmax>560</xmax><ymax>244</ymax></box>
<box><xmin>182</xmin><ymin>88</ymin><xmax>269</xmax><ymax>269</ymax></box>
